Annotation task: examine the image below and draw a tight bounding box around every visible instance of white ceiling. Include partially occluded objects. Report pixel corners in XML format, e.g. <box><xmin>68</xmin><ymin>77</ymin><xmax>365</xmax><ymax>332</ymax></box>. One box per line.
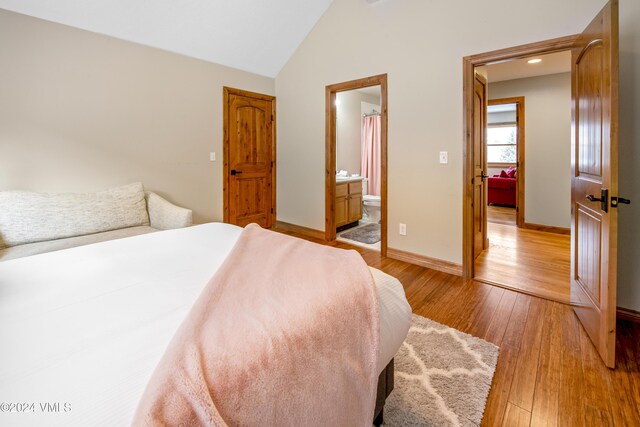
<box><xmin>483</xmin><ymin>50</ymin><xmax>572</xmax><ymax>83</ymax></box>
<box><xmin>0</xmin><ymin>0</ymin><xmax>334</xmax><ymax>77</ymax></box>
<box><xmin>355</xmin><ymin>86</ymin><xmax>381</xmax><ymax>98</ymax></box>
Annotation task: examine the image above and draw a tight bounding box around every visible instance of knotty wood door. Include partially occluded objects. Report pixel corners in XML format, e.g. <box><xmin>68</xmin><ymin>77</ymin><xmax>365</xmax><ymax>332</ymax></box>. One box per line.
<box><xmin>223</xmin><ymin>88</ymin><xmax>276</xmax><ymax>228</ymax></box>
<box><xmin>570</xmin><ymin>0</ymin><xmax>618</xmax><ymax>368</ymax></box>
<box><xmin>473</xmin><ymin>73</ymin><xmax>489</xmax><ymax>259</ymax></box>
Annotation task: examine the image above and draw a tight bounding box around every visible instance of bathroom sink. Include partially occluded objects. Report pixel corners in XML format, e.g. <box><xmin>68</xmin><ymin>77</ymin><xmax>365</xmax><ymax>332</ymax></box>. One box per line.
<box><xmin>336</xmin><ymin>176</ymin><xmax>363</xmax><ymax>183</ymax></box>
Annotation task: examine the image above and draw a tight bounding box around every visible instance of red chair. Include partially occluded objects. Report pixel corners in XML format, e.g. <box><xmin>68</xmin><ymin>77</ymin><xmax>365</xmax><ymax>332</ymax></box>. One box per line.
<box><xmin>488</xmin><ymin>174</ymin><xmax>516</xmax><ymax>206</ymax></box>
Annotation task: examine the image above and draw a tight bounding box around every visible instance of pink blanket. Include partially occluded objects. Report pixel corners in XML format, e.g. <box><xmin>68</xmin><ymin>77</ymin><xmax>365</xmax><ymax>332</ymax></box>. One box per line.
<box><xmin>133</xmin><ymin>224</ymin><xmax>380</xmax><ymax>426</ymax></box>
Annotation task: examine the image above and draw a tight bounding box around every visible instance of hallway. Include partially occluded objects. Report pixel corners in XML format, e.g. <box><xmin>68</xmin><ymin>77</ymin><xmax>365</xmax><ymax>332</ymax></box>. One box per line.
<box><xmin>475</xmin><ymin>220</ymin><xmax>571</xmax><ymax>303</ymax></box>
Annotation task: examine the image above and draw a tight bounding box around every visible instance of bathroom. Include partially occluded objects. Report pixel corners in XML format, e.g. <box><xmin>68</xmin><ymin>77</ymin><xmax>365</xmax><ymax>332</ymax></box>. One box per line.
<box><xmin>335</xmin><ymin>85</ymin><xmax>381</xmax><ymax>250</ymax></box>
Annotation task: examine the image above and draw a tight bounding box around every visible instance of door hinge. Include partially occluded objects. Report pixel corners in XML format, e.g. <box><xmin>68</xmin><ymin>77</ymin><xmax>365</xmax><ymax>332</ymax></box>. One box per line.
<box><xmin>270</xmin><ymin>208</ymin><xmax>273</xmax><ymax>214</ymax></box>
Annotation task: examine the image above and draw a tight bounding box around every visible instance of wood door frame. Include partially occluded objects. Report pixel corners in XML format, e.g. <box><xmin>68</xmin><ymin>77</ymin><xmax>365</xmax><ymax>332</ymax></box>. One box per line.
<box><xmin>488</xmin><ymin>96</ymin><xmax>525</xmax><ymax>228</ymax></box>
<box><xmin>223</xmin><ymin>86</ymin><xmax>276</xmax><ymax>226</ymax></box>
<box><xmin>325</xmin><ymin>74</ymin><xmax>388</xmax><ymax>256</ymax></box>
<box><xmin>463</xmin><ymin>35</ymin><xmax>578</xmax><ymax>280</ymax></box>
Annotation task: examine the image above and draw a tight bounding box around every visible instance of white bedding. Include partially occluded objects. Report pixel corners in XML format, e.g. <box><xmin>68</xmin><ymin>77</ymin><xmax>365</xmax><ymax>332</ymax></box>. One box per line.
<box><xmin>0</xmin><ymin>223</ymin><xmax>411</xmax><ymax>426</ymax></box>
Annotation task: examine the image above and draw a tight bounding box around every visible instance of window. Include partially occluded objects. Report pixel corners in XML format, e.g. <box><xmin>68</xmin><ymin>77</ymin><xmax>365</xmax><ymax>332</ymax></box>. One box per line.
<box><xmin>487</xmin><ymin>124</ymin><xmax>517</xmax><ymax>164</ymax></box>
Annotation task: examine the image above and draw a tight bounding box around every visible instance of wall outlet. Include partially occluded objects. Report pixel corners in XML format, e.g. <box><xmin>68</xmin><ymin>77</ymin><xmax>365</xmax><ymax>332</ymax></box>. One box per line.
<box><xmin>209</xmin><ymin>152</ymin><xmax>216</xmax><ymax>161</ymax></box>
<box><xmin>439</xmin><ymin>151</ymin><xmax>448</xmax><ymax>164</ymax></box>
<box><xmin>399</xmin><ymin>223</ymin><xmax>407</xmax><ymax>236</ymax></box>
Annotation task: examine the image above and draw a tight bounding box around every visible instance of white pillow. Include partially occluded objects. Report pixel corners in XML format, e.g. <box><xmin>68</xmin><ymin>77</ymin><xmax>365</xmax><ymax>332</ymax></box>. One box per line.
<box><xmin>0</xmin><ymin>182</ymin><xmax>150</xmax><ymax>249</ymax></box>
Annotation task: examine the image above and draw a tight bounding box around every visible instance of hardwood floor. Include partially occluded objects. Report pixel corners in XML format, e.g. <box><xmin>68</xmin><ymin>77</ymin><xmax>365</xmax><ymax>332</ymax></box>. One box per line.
<box><xmin>475</xmin><ymin>222</ymin><xmax>571</xmax><ymax>303</ymax></box>
<box><xmin>273</xmin><ymin>227</ymin><xmax>640</xmax><ymax>426</ymax></box>
<box><xmin>488</xmin><ymin>205</ymin><xmax>516</xmax><ymax>226</ymax></box>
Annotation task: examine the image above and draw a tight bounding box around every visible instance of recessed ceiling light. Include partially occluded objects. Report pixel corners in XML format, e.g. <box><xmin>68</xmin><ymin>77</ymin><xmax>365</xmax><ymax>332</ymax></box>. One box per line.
<box><xmin>527</xmin><ymin>58</ymin><xmax>542</xmax><ymax>64</ymax></box>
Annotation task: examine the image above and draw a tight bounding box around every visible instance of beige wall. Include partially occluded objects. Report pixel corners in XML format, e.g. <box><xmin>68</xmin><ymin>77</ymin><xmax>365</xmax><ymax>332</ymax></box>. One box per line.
<box><xmin>489</xmin><ymin>73</ymin><xmax>572</xmax><ymax>229</ymax></box>
<box><xmin>0</xmin><ymin>9</ymin><xmax>274</xmax><ymax>224</ymax></box>
<box><xmin>361</xmin><ymin>101</ymin><xmax>380</xmax><ymax>117</ymax></box>
<box><xmin>275</xmin><ymin>0</ymin><xmax>640</xmax><ymax>310</ymax></box>
<box><xmin>617</xmin><ymin>0</ymin><xmax>640</xmax><ymax>312</ymax></box>
<box><xmin>336</xmin><ymin>90</ymin><xmax>380</xmax><ymax>175</ymax></box>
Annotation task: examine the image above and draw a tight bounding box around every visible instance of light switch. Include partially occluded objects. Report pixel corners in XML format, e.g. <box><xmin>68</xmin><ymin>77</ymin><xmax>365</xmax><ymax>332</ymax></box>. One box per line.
<box><xmin>210</xmin><ymin>152</ymin><xmax>216</xmax><ymax>161</ymax></box>
<box><xmin>439</xmin><ymin>151</ymin><xmax>448</xmax><ymax>164</ymax></box>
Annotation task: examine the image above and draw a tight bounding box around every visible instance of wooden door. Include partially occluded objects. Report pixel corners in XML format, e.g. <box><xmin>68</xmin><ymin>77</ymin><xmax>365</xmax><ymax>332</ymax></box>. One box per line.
<box><xmin>472</xmin><ymin>73</ymin><xmax>489</xmax><ymax>259</ymax></box>
<box><xmin>570</xmin><ymin>0</ymin><xmax>619</xmax><ymax>368</ymax></box>
<box><xmin>224</xmin><ymin>88</ymin><xmax>276</xmax><ymax>228</ymax></box>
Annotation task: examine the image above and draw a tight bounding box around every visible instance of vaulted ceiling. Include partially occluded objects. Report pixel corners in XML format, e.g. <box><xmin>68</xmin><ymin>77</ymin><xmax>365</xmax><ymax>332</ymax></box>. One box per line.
<box><xmin>0</xmin><ymin>0</ymin><xmax>335</xmax><ymax>77</ymax></box>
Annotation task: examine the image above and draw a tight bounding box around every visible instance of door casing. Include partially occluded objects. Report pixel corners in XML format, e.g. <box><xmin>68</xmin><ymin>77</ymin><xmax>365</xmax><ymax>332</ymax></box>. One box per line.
<box><xmin>325</xmin><ymin>74</ymin><xmax>388</xmax><ymax>256</ymax></box>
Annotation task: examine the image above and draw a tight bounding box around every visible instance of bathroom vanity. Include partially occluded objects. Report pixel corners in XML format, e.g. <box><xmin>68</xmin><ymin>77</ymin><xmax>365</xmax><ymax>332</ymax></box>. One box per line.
<box><xmin>335</xmin><ymin>177</ymin><xmax>363</xmax><ymax>228</ymax></box>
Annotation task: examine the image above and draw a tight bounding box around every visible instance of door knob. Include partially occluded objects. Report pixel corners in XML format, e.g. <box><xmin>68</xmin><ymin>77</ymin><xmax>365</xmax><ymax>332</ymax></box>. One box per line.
<box><xmin>611</xmin><ymin>197</ymin><xmax>631</xmax><ymax>208</ymax></box>
<box><xmin>230</xmin><ymin>169</ymin><xmax>243</xmax><ymax>175</ymax></box>
<box><xmin>586</xmin><ymin>188</ymin><xmax>608</xmax><ymax>213</ymax></box>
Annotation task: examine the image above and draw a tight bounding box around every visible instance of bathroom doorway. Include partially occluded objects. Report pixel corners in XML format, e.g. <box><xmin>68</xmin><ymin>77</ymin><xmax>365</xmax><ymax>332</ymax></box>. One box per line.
<box><xmin>325</xmin><ymin>74</ymin><xmax>388</xmax><ymax>255</ymax></box>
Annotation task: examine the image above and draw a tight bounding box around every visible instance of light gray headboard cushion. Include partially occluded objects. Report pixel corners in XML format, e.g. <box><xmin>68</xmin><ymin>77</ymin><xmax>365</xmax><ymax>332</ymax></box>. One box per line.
<box><xmin>0</xmin><ymin>182</ymin><xmax>150</xmax><ymax>249</ymax></box>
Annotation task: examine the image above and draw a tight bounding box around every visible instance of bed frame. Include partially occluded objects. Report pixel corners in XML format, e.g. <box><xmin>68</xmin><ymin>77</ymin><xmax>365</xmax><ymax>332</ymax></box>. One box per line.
<box><xmin>373</xmin><ymin>358</ymin><xmax>394</xmax><ymax>426</ymax></box>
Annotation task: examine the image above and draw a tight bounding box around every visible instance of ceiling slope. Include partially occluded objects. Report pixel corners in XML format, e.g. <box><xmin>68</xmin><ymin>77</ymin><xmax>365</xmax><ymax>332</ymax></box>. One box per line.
<box><xmin>0</xmin><ymin>0</ymin><xmax>334</xmax><ymax>77</ymax></box>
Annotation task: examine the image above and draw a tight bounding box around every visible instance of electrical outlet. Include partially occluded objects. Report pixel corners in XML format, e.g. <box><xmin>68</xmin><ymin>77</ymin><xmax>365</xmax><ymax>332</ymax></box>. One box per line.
<box><xmin>399</xmin><ymin>223</ymin><xmax>407</xmax><ymax>236</ymax></box>
<box><xmin>439</xmin><ymin>151</ymin><xmax>448</xmax><ymax>164</ymax></box>
<box><xmin>209</xmin><ymin>152</ymin><xmax>216</xmax><ymax>161</ymax></box>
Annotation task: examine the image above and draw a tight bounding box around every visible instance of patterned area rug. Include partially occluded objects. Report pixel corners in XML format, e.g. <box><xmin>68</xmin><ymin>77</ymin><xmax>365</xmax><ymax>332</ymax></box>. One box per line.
<box><xmin>340</xmin><ymin>223</ymin><xmax>380</xmax><ymax>244</ymax></box>
<box><xmin>385</xmin><ymin>314</ymin><xmax>499</xmax><ymax>426</ymax></box>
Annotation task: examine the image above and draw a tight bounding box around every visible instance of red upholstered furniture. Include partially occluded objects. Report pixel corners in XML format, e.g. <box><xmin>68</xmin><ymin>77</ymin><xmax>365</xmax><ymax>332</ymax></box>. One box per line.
<box><xmin>488</xmin><ymin>173</ymin><xmax>516</xmax><ymax>206</ymax></box>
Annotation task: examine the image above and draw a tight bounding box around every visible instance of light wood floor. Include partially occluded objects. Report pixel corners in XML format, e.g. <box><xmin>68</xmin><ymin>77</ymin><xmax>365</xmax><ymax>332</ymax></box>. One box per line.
<box><xmin>475</xmin><ymin>221</ymin><xmax>571</xmax><ymax>303</ymax></box>
<box><xmin>488</xmin><ymin>205</ymin><xmax>516</xmax><ymax>225</ymax></box>
<box><xmin>273</xmin><ymin>227</ymin><xmax>640</xmax><ymax>426</ymax></box>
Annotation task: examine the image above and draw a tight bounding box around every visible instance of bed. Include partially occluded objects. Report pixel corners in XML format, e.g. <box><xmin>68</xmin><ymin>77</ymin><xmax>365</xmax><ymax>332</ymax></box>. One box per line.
<box><xmin>0</xmin><ymin>222</ymin><xmax>411</xmax><ymax>426</ymax></box>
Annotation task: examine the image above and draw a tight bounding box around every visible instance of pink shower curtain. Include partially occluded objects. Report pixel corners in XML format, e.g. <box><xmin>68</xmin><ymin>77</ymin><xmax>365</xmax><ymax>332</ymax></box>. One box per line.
<box><xmin>361</xmin><ymin>115</ymin><xmax>381</xmax><ymax>196</ymax></box>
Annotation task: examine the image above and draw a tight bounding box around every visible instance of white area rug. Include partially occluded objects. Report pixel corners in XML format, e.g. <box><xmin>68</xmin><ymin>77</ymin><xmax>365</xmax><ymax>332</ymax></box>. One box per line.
<box><xmin>385</xmin><ymin>315</ymin><xmax>499</xmax><ymax>426</ymax></box>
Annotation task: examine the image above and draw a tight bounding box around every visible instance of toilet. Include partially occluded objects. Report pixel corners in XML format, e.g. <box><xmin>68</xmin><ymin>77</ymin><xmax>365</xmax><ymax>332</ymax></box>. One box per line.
<box><xmin>362</xmin><ymin>178</ymin><xmax>381</xmax><ymax>223</ymax></box>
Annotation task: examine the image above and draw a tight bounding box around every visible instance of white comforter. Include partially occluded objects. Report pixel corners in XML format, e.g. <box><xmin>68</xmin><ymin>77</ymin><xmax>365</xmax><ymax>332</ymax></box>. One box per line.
<box><xmin>0</xmin><ymin>223</ymin><xmax>411</xmax><ymax>426</ymax></box>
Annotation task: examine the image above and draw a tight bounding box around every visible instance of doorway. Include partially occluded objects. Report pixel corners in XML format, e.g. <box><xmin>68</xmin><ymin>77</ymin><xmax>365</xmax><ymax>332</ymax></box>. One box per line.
<box><xmin>471</xmin><ymin>50</ymin><xmax>574</xmax><ymax>303</ymax></box>
<box><xmin>464</xmin><ymin>0</ymin><xmax>621</xmax><ymax>369</ymax></box>
<box><xmin>486</xmin><ymin>97</ymin><xmax>525</xmax><ymax>228</ymax></box>
<box><xmin>223</xmin><ymin>87</ymin><xmax>276</xmax><ymax>228</ymax></box>
<box><xmin>475</xmin><ymin>59</ymin><xmax>576</xmax><ymax>302</ymax></box>
<box><xmin>462</xmin><ymin>36</ymin><xmax>577</xmax><ymax>296</ymax></box>
<box><xmin>325</xmin><ymin>74</ymin><xmax>388</xmax><ymax>256</ymax></box>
